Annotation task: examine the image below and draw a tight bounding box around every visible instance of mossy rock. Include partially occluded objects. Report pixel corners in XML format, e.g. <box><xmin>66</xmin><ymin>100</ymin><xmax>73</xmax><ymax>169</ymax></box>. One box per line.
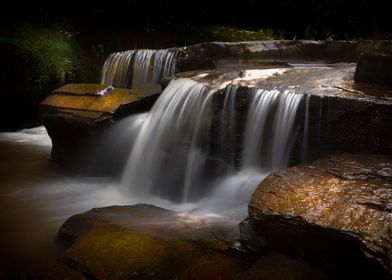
<box><xmin>58</xmin><ymin>204</ymin><xmax>243</xmax><ymax>280</ymax></box>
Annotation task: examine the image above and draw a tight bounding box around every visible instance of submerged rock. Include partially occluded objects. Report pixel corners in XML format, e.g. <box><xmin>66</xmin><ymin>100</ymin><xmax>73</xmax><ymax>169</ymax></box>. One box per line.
<box><xmin>241</xmin><ymin>154</ymin><xmax>392</xmax><ymax>278</ymax></box>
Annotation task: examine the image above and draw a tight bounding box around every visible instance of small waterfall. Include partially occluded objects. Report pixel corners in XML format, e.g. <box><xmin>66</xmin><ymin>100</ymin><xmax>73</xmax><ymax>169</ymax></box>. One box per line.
<box><xmin>101</xmin><ymin>49</ymin><xmax>177</xmax><ymax>88</ymax></box>
<box><xmin>101</xmin><ymin>51</ymin><xmax>135</xmax><ymax>88</ymax></box>
<box><xmin>242</xmin><ymin>88</ymin><xmax>303</xmax><ymax>170</ymax></box>
<box><xmin>121</xmin><ymin>78</ymin><xmax>215</xmax><ymax>201</ymax></box>
<box><xmin>195</xmin><ymin>87</ymin><xmax>303</xmax><ymax>217</ymax></box>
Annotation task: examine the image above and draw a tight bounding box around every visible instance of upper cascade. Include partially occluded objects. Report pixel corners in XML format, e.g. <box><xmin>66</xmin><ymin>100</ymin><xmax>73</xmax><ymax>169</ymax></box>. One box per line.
<box><xmin>101</xmin><ymin>49</ymin><xmax>177</xmax><ymax>88</ymax></box>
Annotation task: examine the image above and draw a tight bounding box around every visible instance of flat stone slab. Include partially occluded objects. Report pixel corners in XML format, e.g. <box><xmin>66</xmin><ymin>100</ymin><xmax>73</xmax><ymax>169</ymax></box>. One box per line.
<box><xmin>42</xmin><ymin>83</ymin><xmax>161</xmax><ymax>114</ymax></box>
<box><xmin>241</xmin><ymin>154</ymin><xmax>392</xmax><ymax>278</ymax></box>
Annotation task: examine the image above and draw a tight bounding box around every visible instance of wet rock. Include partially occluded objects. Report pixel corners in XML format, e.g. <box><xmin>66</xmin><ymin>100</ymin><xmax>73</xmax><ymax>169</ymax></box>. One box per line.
<box><xmin>57</xmin><ymin>204</ymin><xmax>342</xmax><ymax>280</ymax></box>
<box><xmin>176</xmin><ymin>40</ymin><xmax>392</xmax><ymax>72</ymax></box>
<box><xmin>40</xmin><ymin>83</ymin><xmax>161</xmax><ymax>167</ymax></box>
<box><xmin>355</xmin><ymin>55</ymin><xmax>392</xmax><ymax>84</ymax></box>
<box><xmin>241</xmin><ymin>154</ymin><xmax>392</xmax><ymax>278</ymax></box>
<box><xmin>58</xmin><ymin>204</ymin><xmax>243</xmax><ymax>280</ymax></box>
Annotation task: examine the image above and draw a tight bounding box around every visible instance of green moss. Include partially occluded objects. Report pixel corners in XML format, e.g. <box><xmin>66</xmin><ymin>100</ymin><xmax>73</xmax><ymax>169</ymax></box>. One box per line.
<box><xmin>67</xmin><ymin>228</ymin><xmax>204</xmax><ymax>279</ymax></box>
<box><xmin>69</xmin><ymin>229</ymin><xmax>167</xmax><ymax>273</ymax></box>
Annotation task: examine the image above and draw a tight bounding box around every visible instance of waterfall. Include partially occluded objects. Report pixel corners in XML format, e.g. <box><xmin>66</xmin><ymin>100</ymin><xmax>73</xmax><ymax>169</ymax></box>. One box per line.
<box><xmin>195</xmin><ymin>87</ymin><xmax>303</xmax><ymax>217</ymax></box>
<box><xmin>120</xmin><ymin>79</ymin><xmax>304</xmax><ymax>214</ymax></box>
<box><xmin>121</xmin><ymin>78</ymin><xmax>215</xmax><ymax>201</ymax></box>
<box><xmin>101</xmin><ymin>49</ymin><xmax>177</xmax><ymax>88</ymax></box>
<box><xmin>242</xmin><ymin>88</ymin><xmax>303</xmax><ymax>170</ymax></box>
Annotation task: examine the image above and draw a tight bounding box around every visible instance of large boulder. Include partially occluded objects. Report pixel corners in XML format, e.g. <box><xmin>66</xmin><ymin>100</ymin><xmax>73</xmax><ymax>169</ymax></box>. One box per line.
<box><xmin>240</xmin><ymin>154</ymin><xmax>392</xmax><ymax>279</ymax></box>
<box><xmin>58</xmin><ymin>204</ymin><xmax>242</xmax><ymax>280</ymax></box>
<box><xmin>40</xmin><ymin>83</ymin><xmax>161</xmax><ymax>168</ymax></box>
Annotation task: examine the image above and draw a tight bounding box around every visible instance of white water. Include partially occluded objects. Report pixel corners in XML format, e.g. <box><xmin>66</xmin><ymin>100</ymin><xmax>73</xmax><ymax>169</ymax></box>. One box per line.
<box><xmin>118</xmin><ymin>78</ymin><xmax>304</xmax><ymax>217</ymax></box>
<box><xmin>100</xmin><ymin>50</ymin><xmax>135</xmax><ymax>88</ymax></box>
<box><xmin>121</xmin><ymin>78</ymin><xmax>215</xmax><ymax>201</ymax></box>
<box><xmin>242</xmin><ymin>88</ymin><xmax>304</xmax><ymax>169</ymax></box>
<box><xmin>101</xmin><ymin>49</ymin><xmax>177</xmax><ymax>88</ymax></box>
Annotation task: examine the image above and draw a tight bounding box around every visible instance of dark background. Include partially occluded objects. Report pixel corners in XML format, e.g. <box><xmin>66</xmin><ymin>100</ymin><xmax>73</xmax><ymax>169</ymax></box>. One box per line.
<box><xmin>2</xmin><ymin>0</ymin><xmax>391</xmax><ymax>39</ymax></box>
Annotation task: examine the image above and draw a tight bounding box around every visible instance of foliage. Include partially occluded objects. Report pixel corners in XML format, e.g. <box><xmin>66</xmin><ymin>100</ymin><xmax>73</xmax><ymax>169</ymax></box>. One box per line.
<box><xmin>0</xmin><ymin>24</ymin><xmax>81</xmax><ymax>88</ymax></box>
<box><xmin>202</xmin><ymin>26</ymin><xmax>284</xmax><ymax>42</ymax></box>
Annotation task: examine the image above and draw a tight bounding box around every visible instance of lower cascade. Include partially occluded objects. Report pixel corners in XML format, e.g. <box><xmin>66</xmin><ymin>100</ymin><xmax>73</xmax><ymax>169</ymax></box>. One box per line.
<box><xmin>242</xmin><ymin>88</ymin><xmax>304</xmax><ymax>169</ymax></box>
<box><xmin>121</xmin><ymin>78</ymin><xmax>304</xmax><ymax>215</ymax></box>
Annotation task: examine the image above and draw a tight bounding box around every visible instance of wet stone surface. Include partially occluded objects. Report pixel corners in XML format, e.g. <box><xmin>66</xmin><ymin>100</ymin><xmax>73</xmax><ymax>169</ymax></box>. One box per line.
<box><xmin>241</xmin><ymin>154</ymin><xmax>392</xmax><ymax>279</ymax></box>
<box><xmin>57</xmin><ymin>204</ymin><xmax>340</xmax><ymax>280</ymax></box>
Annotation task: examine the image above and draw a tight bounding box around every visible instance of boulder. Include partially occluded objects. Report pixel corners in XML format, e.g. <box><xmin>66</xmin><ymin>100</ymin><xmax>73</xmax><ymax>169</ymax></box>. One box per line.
<box><xmin>241</xmin><ymin>154</ymin><xmax>392</xmax><ymax>278</ymax></box>
<box><xmin>40</xmin><ymin>83</ymin><xmax>161</xmax><ymax>167</ymax></box>
<box><xmin>58</xmin><ymin>204</ymin><xmax>243</xmax><ymax>280</ymax></box>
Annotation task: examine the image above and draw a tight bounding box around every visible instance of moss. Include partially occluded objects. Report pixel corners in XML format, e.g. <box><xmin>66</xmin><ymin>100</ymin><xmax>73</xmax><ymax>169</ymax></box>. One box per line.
<box><xmin>68</xmin><ymin>229</ymin><xmax>167</xmax><ymax>275</ymax></box>
<box><xmin>67</xmin><ymin>228</ymin><xmax>208</xmax><ymax>279</ymax></box>
<box><xmin>42</xmin><ymin>86</ymin><xmax>138</xmax><ymax>113</ymax></box>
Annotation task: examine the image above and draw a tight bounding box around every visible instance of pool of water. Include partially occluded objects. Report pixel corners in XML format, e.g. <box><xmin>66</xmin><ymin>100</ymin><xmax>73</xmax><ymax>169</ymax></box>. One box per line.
<box><xmin>0</xmin><ymin>126</ymin><xmax>269</xmax><ymax>277</ymax></box>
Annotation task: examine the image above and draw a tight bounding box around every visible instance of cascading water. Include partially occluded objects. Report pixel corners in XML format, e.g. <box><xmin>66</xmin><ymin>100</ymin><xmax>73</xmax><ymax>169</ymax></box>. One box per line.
<box><xmin>132</xmin><ymin>49</ymin><xmax>177</xmax><ymax>88</ymax></box>
<box><xmin>101</xmin><ymin>50</ymin><xmax>135</xmax><ymax>88</ymax></box>
<box><xmin>120</xmin><ymin>78</ymin><xmax>304</xmax><ymax>217</ymax></box>
<box><xmin>121</xmin><ymin>78</ymin><xmax>215</xmax><ymax>201</ymax></box>
<box><xmin>196</xmin><ymin>86</ymin><xmax>303</xmax><ymax>217</ymax></box>
<box><xmin>101</xmin><ymin>49</ymin><xmax>177</xmax><ymax>88</ymax></box>
<box><xmin>242</xmin><ymin>88</ymin><xmax>304</xmax><ymax>170</ymax></box>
